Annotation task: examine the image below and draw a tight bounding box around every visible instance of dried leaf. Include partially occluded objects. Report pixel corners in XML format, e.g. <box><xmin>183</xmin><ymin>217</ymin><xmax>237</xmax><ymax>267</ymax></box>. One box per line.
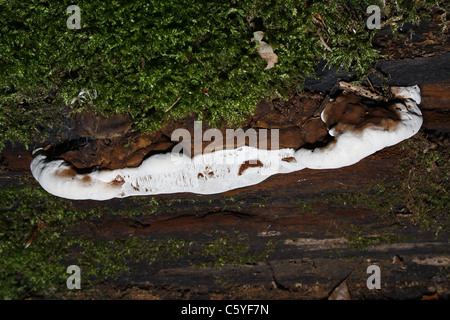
<box><xmin>252</xmin><ymin>31</ymin><xmax>278</xmax><ymax>70</ymax></box>
<box><xmin>313</xmin><ymin>13</ymin><xmax>327</xmax><ymax>28</ymax></box>
<box><xmin>24</xmin><ymin>218</ymin><xmax>45</xmax><ymax>249</ymax></box>
<box><xmin>421</xmin><ymin>293</ymin><xmax>439</xmax><ymax>300</ymax></box>
<box><xmin>392</xmin><ymin>255</ymin><xmax>407</xmax><ymax>269</ymax></box>
<box><xmin>328</xmin><ymin>280</ymin><xmax>351</xmax><ymax>300</ymax></box>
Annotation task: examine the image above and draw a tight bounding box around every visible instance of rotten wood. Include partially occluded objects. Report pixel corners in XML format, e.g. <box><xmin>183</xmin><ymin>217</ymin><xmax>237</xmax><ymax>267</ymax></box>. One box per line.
<box><xmin>1</xmin><ymin>51</ymin><xmax>449</xmax><ymax>299</ymax></box>
<box><xmin>338</xmin><ymin>81</ymin><xmax>386</xmax><ymax>101</ymax></box>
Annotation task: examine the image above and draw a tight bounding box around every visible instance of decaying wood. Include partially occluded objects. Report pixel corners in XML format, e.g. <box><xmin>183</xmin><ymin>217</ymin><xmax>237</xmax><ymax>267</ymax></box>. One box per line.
<box><xmin>338</xmin><ymin>81</ymin><xmax>386</xmax><ymax>101</ymax></box>
<box><xmin>1</xmin><ymin>50</ymin><xmax>449</xmax><ymax>299</ymax></box>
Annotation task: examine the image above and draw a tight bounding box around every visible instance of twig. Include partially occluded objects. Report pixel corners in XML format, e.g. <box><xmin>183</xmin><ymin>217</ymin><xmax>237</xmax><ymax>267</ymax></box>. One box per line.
<box><xmin>317</xmin><ymin>29</ymin><xmax>332</xmax><ymax>52</ymax></box>
<box><xmin>24</xmin><ymin>218</ymin><xmax>45</xmax><ymax>249</ymax></box>
<box><xmin>165</xmin><ymin>96</ymin><xmax>181</xmax><ymax>113</ymax></box>
<box><xmin>365</xmin><ymin>77</ymin><xmax>376</xmax><ymax>92</ymax></box>
<box><xmin>315</xmin><ymin>94</ymin><xmax>331</xmax><ymax>118</ymax></box>
<box><xmin>338</xmin><ymin>81</ymin><xmax>386</xmax><ymax>101</ymax></box>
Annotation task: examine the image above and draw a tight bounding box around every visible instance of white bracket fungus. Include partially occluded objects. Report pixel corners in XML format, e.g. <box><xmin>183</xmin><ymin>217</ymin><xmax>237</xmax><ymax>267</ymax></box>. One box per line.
<box><xmin>31</xmin><ymin>86</ymin><xmax>423</xmax><ymax>200</ymax></box>
<box><xmin>295</xmin><ymin>85</ymin><xmax>423</xmax><ymax>169</ymax></box>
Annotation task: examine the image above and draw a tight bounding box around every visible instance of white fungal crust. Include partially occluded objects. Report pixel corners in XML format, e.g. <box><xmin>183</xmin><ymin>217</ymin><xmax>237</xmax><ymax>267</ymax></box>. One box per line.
<box><xmin>31</xmin><ymin>147</ymin><xmax>305</xmax><ymax>200</ymax></box>
<box><xmin>30</xmin><ymin>86</ymin><xmax>423</xmax><ymax>200</ymax></box>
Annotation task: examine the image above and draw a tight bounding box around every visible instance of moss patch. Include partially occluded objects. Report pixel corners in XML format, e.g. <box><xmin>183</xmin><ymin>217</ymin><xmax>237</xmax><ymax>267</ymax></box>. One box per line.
<box><xmin>1</xmin><ymin>1</ymin><xmax>447</xmax><ymax>149</ymax></box>
<box><xmin>325</xmin><ymin>132</ymin><xmax>449</xmax><ymax>238</ymax></box>
<box><xmin>343</xmin><ymin>230</ymin><xmax>407</xmax><ymax>251</ymax></box>
<box><xmin>0</xmin><ymin>182</ymin><xmax>277</xmax><ymax>299</ymax></box>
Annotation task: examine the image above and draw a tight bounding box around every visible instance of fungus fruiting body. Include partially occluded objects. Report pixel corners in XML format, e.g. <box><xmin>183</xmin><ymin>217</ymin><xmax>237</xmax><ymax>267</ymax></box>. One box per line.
<box><xmin>30</xmin><ymin>86</ymin><xmax>423</xmax><ymax>201</ymax></box>
<box><xmin>295</xmin><ymin>86</ymin><xmax>423</xmax><ymax>169</ymax></box>
<box><xmin>31</xmin><ymin>147</ymin><xmax>305</xmax><ymax>200</ymax></box>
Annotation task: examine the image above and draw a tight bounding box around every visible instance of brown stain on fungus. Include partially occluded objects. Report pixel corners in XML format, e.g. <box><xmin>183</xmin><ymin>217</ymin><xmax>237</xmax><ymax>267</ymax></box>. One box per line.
<box><xmin>109</xmin><ymin>175</ymin><xmax>125</xmax><ymax>187</ymax></box>
<box><xmin>323</xmin><ymin>92</ymin><xmax>401</xmax><ymax>136</ymax></box>
<box><xmin>282</xmin><ymin>157</ymin><xmax>297</xmax><ymax>163</ymax></box>
<box><xmin>56</xmin><ymin>168</ymin><xmax>77</xmax><ymax>178</ymax></box>
<box><xmin>238</xmin><ymin>160</ymin><xmax>263</xmax><ymax>176</ymax></box>
<box><xmin>132</xmin><ymin>180</ymin><xmax>140</xmax><ymax>191</ymax></box>
<box><xmin>81</xmin><ymin>175</ymin><xmax>91</xmax><ymax>183</ymax></box>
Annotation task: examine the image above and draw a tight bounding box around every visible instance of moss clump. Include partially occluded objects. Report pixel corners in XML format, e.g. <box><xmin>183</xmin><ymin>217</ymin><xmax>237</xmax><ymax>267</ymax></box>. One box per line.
<box><xmin>1</xmin><ymin>0</ymin><xmax>446</xmax><ymax>149</ymax></box>
<box><xmin>290</xmin><ymin>199</ymin><xmax>317</xmax><ymax>214</ymax></box>
<box><xmin>199</xmin><ymin>231</ymin><xmax>276</xmax><ymax>268</ymax></box>
<box><xmin>396</xmin><ymin>133</ymin><xmax>449</xmax><ymax>234</ymax></box>
<box><xmin>0</xmin><ymin>182</ymin><xmax>277</xmax><ymax>298</ymax></box>
<box><xmin>325</xmin><ymin>133</ymin><xmax>449</xmax><ymax>237</ymax></box>
<box><xmin>0</xmin><ymin>184</ymin><xmax>101</xmax><ymax>299</ymax></box>
<box><xmin>344</xmin><ymin>230</ymin><xmax>406</xmax><ymax>250</ymax></box>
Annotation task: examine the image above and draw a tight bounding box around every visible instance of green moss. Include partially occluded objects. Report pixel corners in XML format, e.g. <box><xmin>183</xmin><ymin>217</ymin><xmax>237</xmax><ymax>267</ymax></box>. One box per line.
<box><xmin>198</xmin><ymin>231</ymin><xmax>276</xmax><ymax>268</ymax></box>
<box><xmin>0</xmin><ymin>86</ymin><xmax>69</xmax><ymax>150</ymax></box>
<box><xmin>2</xmin><ymin>0</ymin><xmax>446</xmax><ymax>149</ymax></box>
<box><xmin>396</xmin><ymin>133</ymin><xmax>450</xmax><ymax>234</ymax></box>
<box><xmin>290</xmin><ymin>199</ymin><xmax>317</xmax><ymax>214</ymax></box>
<box><xmin>0</xmin><ymin>183</ymin><xmax>101</xmax><ymax>299</ymax></box>
<box><xmin>324</xmin><ymin>133</ymin><xmax>449</xmax><ymax>237</ymax></box>
<box><xmin>343</xmin><ymin>230</ymin><xmax>406</xmax><ymax>250</ymax></box>
<box><xmin>0</xmin><ymin>183</ymin><xmax>277</xmax><ymax>298</ymax></box>
<box><xmin>68</xmin><ymin>237</ymin><xmax>190</xmax><ymax>284</ymax></box>
<box><xmin>127</xmin><ymin>196</ymin><xmax>161</xmax><ymax>217</ymax></box>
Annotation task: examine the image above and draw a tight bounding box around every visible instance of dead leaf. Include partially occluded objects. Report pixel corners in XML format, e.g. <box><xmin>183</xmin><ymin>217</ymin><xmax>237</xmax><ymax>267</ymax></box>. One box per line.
<box><xmin>421</xmin><ymin>293</ymin><xmax>439</xmax><ymax>300</ymax></box>
<box><xmin>258</xmin><ymin>45</ymin><xmax>278</xmax><ymax>70</ymax></box>
<box><xmin>420</xmin><ymin>39</ymin><xmax>438</xmax><ymax>45</ymax></box>
<box><xmin>252</xmin><ymin>31</ymin><xmax>278</xmax><ymax>70</ymax></box>
<box><xmin>313</xmin><ymin>13</ymin><xmax>327</xmax><ymax>28</ymax></box>
<box><xmin>24</xmin><ymin>218</ymin><xmax>45</xmax><ymax>249</ymax></box>
<box><xmin>328</xmin><ymin>280</ymin><xmax>351</xmax><ymax>300</ymax></box>
<box><xmin>412</xmin><ymin>256</ymin><xmax>449</xmax><ymax>266</ymax></box>
<box><xmin>392</xmin><ymin>255</ymin><xmax>407</xmax><ymax>269</ymax></box>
